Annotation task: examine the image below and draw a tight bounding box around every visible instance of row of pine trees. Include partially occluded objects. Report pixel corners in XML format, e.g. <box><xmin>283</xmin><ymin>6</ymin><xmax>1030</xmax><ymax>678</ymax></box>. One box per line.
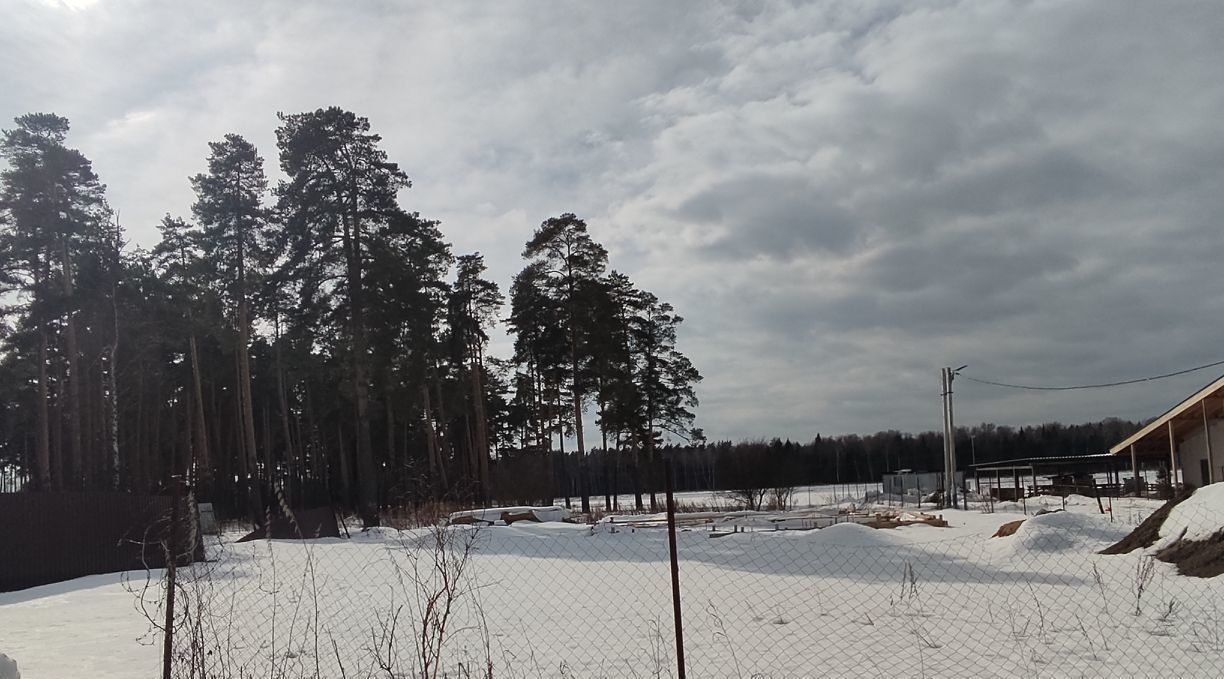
<box><xmin>0</xmin><ymin>108</ymin><xmax>701</xmax><ymax>526</ymax></box>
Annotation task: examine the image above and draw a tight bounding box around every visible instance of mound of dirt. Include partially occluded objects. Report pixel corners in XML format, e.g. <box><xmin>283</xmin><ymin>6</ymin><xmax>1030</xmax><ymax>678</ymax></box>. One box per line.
<box><xmin>992</xmin><ymin>519</ymin><xmax>1024</xmax><ymax>538</ymax></box>
<box><xmin>1153</xmin><ymin>531</ymin><xmax>1224</xmax><ymax>578</ymax></box>
<box><xmin>1101</xmin><ymin>487</ymin><xmax>1224</xmax><ymax>578</ymax></box>
<box><xmin>237</xmin><ymin>506</ymin><xmax>341</xmax><ymax>542</ymax></box>
<box><xmin>1099</xmin><ymin>491</ymin><xmax>1192</xmax><ymax>555</ymax></box>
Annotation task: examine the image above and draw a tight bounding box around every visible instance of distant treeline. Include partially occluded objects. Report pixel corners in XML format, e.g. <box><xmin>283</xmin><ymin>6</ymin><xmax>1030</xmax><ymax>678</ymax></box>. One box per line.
<box><xmin>503</xmin><ymin>417</ymin><xmax>1144</xmax><ymax>509</ymax></box>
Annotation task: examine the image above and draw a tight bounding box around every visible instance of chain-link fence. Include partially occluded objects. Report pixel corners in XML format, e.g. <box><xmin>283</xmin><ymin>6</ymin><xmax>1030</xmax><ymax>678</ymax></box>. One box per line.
<box><xmin>136</xmin><ymin>476</ymin><xmax>1224</xmax><ymax>678</ymax></box>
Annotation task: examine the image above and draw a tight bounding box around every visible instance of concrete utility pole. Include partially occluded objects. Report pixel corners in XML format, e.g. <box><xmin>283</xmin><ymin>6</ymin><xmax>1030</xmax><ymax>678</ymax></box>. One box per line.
<box><xmin>941</xmin><ymin>368</ymin><xmax>951</xmax><ymax>507</ymax></box>
<box><xmin>942</xmin><ymin>366</ymin><xmax>965</xmax><ymax>507</ymax></box>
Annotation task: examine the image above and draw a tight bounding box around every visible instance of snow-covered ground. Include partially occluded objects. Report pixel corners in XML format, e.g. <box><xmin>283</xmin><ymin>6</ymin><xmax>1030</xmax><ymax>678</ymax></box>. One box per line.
<box><xmin>3</xmin><ymin>493</ymin><xmax>1222</xmax><ymax>678</ymax></box>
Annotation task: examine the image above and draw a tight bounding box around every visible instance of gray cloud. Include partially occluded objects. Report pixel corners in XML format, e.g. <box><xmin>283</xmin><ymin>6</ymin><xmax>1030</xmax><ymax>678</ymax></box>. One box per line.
<box><xmin>4</xmin><ymin>0</ymin><xmax>1224</xmax><ymax>441</ymax></box>
<box><xmin>677</xmin><ymin>173</ymin><xmax>861</xmax><ymax>258</ymax></box>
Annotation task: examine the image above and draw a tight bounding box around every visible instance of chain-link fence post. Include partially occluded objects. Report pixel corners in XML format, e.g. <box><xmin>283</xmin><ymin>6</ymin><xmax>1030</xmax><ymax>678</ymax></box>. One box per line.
<box><xmin>664</xmin><ymin>458</ymin><xmax>687</xmax><ymax>679</ymax></box>
<box><xmin>162</xmin><ymin>474</ymin><xmax>181</xmax><ymax>679</ymax></box>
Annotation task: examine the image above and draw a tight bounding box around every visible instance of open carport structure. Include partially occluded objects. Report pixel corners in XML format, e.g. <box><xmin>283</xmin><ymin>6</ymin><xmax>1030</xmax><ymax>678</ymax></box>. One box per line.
<box><xmin>1110</xmin><ymin>373</ymin><xmax>1224</xmax><ymax>491</ymax></box>
<box><xmin>969</xmin><ymin>453</ymin><xmax>1124</xmax><ymax>502</ymax></box>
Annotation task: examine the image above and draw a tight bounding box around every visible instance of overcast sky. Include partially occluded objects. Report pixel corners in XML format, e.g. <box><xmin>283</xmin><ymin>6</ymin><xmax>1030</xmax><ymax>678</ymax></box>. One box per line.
<box><xmin>4</xmin><ymin>0</ymin><xmax>1224</xmax><ymax>443</ymax></box>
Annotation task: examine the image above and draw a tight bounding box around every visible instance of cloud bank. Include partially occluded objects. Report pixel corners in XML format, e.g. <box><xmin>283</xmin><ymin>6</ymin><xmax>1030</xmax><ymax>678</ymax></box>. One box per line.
<box><xmin>4</xmin><ymin>0</ymin><xmax>1224</xmax><ymax>440</ymax></box>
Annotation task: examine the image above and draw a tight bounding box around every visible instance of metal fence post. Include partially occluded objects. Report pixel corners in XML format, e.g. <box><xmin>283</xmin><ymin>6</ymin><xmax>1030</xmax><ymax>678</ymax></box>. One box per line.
<box><xmin>162</xmin><ymin>475</ymin><xmax>181</xmax><ymax>679</ymax></box>
<box><xmin>664</xmin><ymin>458</ymin><xmax>687</xmax><ymax>679</ymax></box>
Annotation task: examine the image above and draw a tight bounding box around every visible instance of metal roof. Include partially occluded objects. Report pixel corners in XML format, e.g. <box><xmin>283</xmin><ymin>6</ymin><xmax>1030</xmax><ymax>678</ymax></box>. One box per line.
<box><xmin>969</xmin><ymin>453</ymin><xmax>1119</xmax><ymax>472</ymax></box>
<box><xmin>1109</xmin><ymin>372</ymin><xmax>1224</xmax><ymax>455</ymax></box>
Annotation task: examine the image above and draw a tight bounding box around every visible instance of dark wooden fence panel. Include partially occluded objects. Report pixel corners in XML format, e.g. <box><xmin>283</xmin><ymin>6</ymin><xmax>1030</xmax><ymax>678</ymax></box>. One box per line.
<box><xmin>0</xmin><ymin>492</ymin><xmax>184</xmax><ymax>592</ymax></box>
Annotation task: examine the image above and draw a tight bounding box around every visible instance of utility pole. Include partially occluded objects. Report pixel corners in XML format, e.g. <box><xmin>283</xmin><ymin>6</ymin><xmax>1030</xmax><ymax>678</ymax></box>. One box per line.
<box><xmin>941</xmin><ymin>366</ymin><xmax>966</xmax><ymax>508</ymax></box>
<box><xmin>941</xmin><ymin>368</ymin><xmax>952</xmax><ymax>508</ymax></box>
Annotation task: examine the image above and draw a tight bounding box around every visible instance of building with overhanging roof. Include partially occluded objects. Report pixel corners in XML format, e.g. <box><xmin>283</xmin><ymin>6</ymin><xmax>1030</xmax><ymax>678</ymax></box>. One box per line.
<box><xmin>1110</xmin><ymin>373</ymin><xmax>1224</xmax><ymax>490</ymax></box>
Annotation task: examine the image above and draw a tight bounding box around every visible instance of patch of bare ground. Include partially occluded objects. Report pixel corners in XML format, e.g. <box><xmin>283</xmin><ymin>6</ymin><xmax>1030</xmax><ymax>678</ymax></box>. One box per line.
<box><xmin>992</xmin><ymin>519</ymin><xmax>1024</xmax><ymax>538</ymax></box>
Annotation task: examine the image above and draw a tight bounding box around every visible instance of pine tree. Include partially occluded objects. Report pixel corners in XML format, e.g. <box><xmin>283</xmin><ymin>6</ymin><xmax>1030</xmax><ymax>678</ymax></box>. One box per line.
<box><xmin>447</xmin><ymin>253</ymin><xmax>503</xmax><ymax>501</ymax></box>
<box><xmin>522</xmin><ymin>213</ymin><xmax>608</xmax><ymax>514</ymax></box>
<box><xmin>0</xmin><ymin>113</ymin><xmax>112</xmax><ymax>489</ymax></box>
<box><xmin>191</xmin><ymin>134</ymin><xmax>271</xmax><ymax>517</ymax></box>
<box><xmin>507</xmin><ymin>260</ymin><xmax>570</xmax><ymax>504</ymax></box>
<box><xmin>627</xmin><ymin>291</ymin><xmax>702</xmax><ymax>509</ymax></box>
<box><xmin>275</xmin><ymin>107</ymin><xmax>412</xmax><ymax>527</ymax></box>
<box><xmin>588</xmin><ymin>271</ymin><xmax>638</xmax><ymax>510</ymax></box>
<box><xmin>150</xmin><ymin>215</ymin><xmax>213</xmax><ymax>484</ymax></box>
<box><xmin>363</xmin><ymin>210</ymin><xmax>451</xmax><ymax>501</ymax></box>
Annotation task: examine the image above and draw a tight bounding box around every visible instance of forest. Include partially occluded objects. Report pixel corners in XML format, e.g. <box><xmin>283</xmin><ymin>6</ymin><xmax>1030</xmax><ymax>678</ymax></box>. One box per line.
<box><xmin>0</xmin><ymin>109</ymin><xmax>700</xmax><ymax>524</ymax></box>
<box><xmin>0</xmin><ymin>109</ymin><xmax>1144</xmax><ymax>524</ymax></box>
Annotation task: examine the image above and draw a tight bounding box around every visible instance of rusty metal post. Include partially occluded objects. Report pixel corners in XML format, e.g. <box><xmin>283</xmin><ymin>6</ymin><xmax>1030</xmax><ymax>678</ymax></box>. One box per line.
<box><xmin>162</xmin><ymin>476</ymin><xmax>181</xmax><ymax>679</ymax></box>
<box><xmin>664</xmin><ymin>459</ymin><xmax>687</xmax><ymax>679</ymax></box>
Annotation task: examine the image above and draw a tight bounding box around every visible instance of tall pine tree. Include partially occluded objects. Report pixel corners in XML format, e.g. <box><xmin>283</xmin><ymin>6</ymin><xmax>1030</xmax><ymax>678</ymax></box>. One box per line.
<box><xmin>275</xmin><ymin>107</ymin><xmax>411</xmax><ymax>527</ymax></box>
<box><xmin>191</xmin><ymin>134</ymin><xmax>271</xmax><ymax>515</ymax></box>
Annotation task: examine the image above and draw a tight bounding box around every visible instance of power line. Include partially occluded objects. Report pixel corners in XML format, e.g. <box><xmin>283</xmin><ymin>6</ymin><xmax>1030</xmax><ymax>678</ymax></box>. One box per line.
<box><xmin>961</xmin><ymin>358</ymin><xmax>1224</xmax><ymax>391</ymax></box>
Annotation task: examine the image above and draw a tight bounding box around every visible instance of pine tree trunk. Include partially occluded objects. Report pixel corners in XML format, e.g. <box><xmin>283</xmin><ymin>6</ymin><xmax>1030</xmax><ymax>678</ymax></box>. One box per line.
<box><xmin>151</xmin><ymin>375</ymin><xmax>163</xmax><ymax>486</ymax></box>
<box><xmin>632</xmin><ymin>445</ymin><xmax>643</xmax><ymax>511</ymax></box>
<box><xmin>59</xmin><ymin>239</ymin><xmax>84</xmax><ymax>489</ymax></box>
<box><xmin>533</xmin><ymin>358</ymin><xmax>545</xmax><ymax>452</ymax></box>
<box><xmin>344</xmin><ymin>211</ymin><xmax>379</xmax><ymax>527</ymax></box>
<box><xmin>134</xmin><ymin>369</ymin><xmax>146</xmax><ymax>491</ymax></box>
<box><xmin>385</xmin><ymin>391</ymin><xmax>395</xmax><ymax>476</ymax></box>
<box><xmin>599</xmin><ymin>392</ymin><xmax>611</xmax><ymax>511</ymax></box>
<box><xmin>107</xmin><ymin>228</ymin><xmax>121</xmax><ymax>490</ymax></box>
<box><xmin>463</xmin><ymin>409</ymin><xmax>476</xmax><ymax>494</ymax></box>
<box><xmin>278</xmin><ymin>360</ymin><xmax>295</xmax><ymax>506</ymax></box>
<box><xmin>36</xmin><ymin>323</ymin><xmax>52</xmax><ymax>490</ymax></box>
<box><xmin>470</xmin><ymin>363</ymin><xmax>490</xmax><ymax>503</ymax></box>
<box><xmin>185</xmin><ymin>383</ymin><xmax>196</xmax><ymax>488</ymax></box>
<box><xmin>352</xmin><ymin>364</ymin><xmax>378</xmax><ymax>524</ymax></box>
<box><xmin>262</xmin><ymin>404</ymin><xmax>274</xmax><ymax>491</ymax></box>
<box><xmin>238</xmin><ymin>296</ymin><xmax>261</xmax><ymax>507</ymax></box>
<box><xmin>90</xmin><ymin>364</ymin><xmax>104</xmax><ymax>485</ymax></box>
<box><xmin>430</xmin><ymin>363</ymin><xmax>450</xmax><ymax>462</ymax></box>
<box><xmin>189</xmin><ymin>334</ymin><xmax>210</xmax><ymax>480</ymax></box>
<box><xmin>108</xmin><ymin>337</ymin><xmax>119</xmax><ymax>489</ymax></box>
<box><xmin>556</xmin><ymin>390</ymin><xmax>569</xmax><ymax>509</ymax></box>
<box><xmin>336</xmin><ymin>421</ymin><xmax>352</xmax><ymax>508</ymax></box>
<box><xmin>52</xmin><ymin>362</ymin><xmax>65</xmax><ymax>487</ymax></box>
<box><xmin>233</xmin><ymin>345</ymin><xmax>259</xmax><ymax>523</ymax></box>
<box><xmin>570</xmin><ymin>332</ymin><xmax>590</xmax><ymax>514</ymax></box>
<box><xmin>613</xmin><ymin>437</ymin><xmax>622</xmax><ymax>512</ymax></box>
<box><xmin>421</xmin><ymin>384</ymin><xmax>447</xmax><ymax>499</ymax></box>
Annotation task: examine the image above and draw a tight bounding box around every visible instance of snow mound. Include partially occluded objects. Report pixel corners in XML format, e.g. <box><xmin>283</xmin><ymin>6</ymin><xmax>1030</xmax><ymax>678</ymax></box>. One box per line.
<box><xmin>1159</xmin><ymin>483</ymin><xmax>1224</xmax><ymax>543</ymax></box>
<box><xmin>1129</xmin><ymin>484</ymin><xmax>1224</xmax><ymax>578</ymax></box>
<box><xmin>0</xmin><ymin>653</ymin><xmax>19</xmax><ymax>679</ymax></box>
<box><xmin>995</xmin><ymin>511</ymin><xmax>1126</xmax><ymax>556</ymax></box>
<box><xmin>796</xmin><ymin>522</ymin><xmax>906</xmax><ymax>547</ymax></box>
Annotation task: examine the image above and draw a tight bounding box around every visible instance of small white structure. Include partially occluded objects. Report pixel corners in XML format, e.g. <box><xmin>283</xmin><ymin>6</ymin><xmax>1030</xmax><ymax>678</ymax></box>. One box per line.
<box><xmin>1111</xmin><ymin>373</ymin><xmax>1224</xmax><ymax>489</ymax></box>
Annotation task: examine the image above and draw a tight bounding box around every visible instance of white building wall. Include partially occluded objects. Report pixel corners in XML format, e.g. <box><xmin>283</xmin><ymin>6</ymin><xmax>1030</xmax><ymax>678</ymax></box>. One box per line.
<box><xmin>1177</xmin><ymin>418</ymin><xmax>1224</xmax><ymax>487</ymax></box>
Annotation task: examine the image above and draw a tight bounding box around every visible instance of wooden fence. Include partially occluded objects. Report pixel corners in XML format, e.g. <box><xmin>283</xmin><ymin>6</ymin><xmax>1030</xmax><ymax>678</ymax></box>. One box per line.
<box><xmin>0</xmin><ymin>491</ymin><xmax>194</xmax><ymax>592</ymax></box>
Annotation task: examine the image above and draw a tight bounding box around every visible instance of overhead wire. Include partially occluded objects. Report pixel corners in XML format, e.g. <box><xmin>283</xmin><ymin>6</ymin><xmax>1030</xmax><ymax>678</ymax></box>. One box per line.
<box><xmin>960</xmin><ymin>358</ymin><xmax>1224</xmax><ymax>391</ymax></box>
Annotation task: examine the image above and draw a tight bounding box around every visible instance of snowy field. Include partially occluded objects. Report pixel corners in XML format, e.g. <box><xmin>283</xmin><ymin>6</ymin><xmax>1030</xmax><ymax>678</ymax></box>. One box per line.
<box><xmin>3</xmin><ymin>493</ymin><xmax>1224</xmax><ymax>678</ymax></box>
